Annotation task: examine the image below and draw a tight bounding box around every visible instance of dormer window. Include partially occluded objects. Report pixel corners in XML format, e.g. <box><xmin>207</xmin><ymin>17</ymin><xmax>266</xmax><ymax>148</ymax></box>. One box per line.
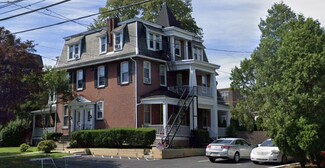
<box><xmin>175</xmin><ymin>40</ymin><xmax>181</xmax><ymax>57</ymax></box>
<box><xmin>147</xmin><ymin>31</ymin><xmax>162</xmax><ymax>51</ymax></box>
<box><xmin>67</xmin><ymin>43</ymin><xmax>81</xmax><ymax>61</ymax></box>
<box><xmin>99</xmin><ymin>36</ymin><xmax>107</xmax><ymax>54</ymax></box>
<box><xmin>114</xmin><ymin>32</ymin><xmax>123</xmax><ymax>51</ymax></box>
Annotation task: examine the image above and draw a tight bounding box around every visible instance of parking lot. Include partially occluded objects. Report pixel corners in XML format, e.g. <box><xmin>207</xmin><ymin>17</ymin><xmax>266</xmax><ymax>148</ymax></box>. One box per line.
<box><xmin>36</xmin><ymin>155</ymin><xmax>286</xmax><ymax>168</ymax></box>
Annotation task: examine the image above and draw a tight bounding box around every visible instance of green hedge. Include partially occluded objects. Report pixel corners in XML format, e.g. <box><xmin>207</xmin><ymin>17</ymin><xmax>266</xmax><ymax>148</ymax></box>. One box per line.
<box><xmin>190</xmin><ymin>129</ymin><xmax>211</xmax><ymax>147</ymax></box>
<box><xmin>0</xmin><ymin>118</ymin><xmax>31</xmax><ymax>147</ymax></box>
<box><xmin>42</xmin><ymin>132</ymin><xmax>63</xmax><ymax>141</ymax></box>
<box><xmin>71</xmin><ymin>128</ymin><xmax>156</xmax><ymax>148</ymax></box>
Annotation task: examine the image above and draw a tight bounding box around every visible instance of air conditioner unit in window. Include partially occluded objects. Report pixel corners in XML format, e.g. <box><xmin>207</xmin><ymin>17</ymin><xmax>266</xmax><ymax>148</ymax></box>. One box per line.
<box><xmin>74</xmin><ymin>54</ymin><xmax>80</xmax><ymax>60</ymax></box>
<box><xmin>115</xmin><ymin>44</ymin><xmax>121</xmax><ymax>50</ymax></box>
<box><xmin>144</xmin><ymin>78</ymin><xmax>151</xmax><ymax>84</ymax></box>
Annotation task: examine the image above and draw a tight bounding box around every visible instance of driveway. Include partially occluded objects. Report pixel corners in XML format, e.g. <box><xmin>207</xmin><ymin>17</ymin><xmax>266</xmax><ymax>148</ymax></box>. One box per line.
<box><xmin>35</xmin><ymin>155</ymin><xmax>286</xmax><ymax>168</ymax></box>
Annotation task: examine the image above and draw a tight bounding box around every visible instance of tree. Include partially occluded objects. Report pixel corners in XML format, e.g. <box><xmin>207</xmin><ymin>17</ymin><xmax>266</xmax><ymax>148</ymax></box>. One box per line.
<box><xmin>0</xmin><ymin>27</ymin><xmax>42</xmax><ymax>122</ymax></box>
<box><xmin>231</xmin><ymin>3</ymin><xmax>325</xmax><ymax>167</ymax></box>
<box><xmin>89</xmin><ymin>0</ymin><xmax>203</xmax><ymax>37</ymax></box>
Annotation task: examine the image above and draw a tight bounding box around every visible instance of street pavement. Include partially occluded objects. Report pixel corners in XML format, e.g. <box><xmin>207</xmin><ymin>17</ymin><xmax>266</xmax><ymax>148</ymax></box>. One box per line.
<box><xmin>35</xmin><ymin>155</ymin><xmax>285</xmax><ymax>168</ymax></box>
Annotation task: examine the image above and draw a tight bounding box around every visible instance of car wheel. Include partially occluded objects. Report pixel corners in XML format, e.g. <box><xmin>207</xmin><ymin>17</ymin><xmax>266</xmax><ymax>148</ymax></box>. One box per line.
<box><xmin>281</xmin><ymin>155</ymin><xmax>287</xmax><ymax>164</ymax></box>
<box><xmin>252</xmin><ymin>161</ymin><xmax>259</xmax><ymax>164</ymax></box>
<box><xmin>233</xmin><ymin>152</ymin><xmax>240</xmax><ymax>163</ymax></box>
<box><xmin>209</xmin><ymin>157</ymin><xmax>216</xmax><ymax>163</ymax></box>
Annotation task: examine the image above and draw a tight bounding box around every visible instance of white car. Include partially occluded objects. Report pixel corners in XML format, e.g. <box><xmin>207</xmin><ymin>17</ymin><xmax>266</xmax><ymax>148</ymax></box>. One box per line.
<box><xmin>206</xmin><ymin>138</ymin><xmax>253</xmax><ymax>163</ymax></box>
<box><xmin>250</xmin><ymin>139</ymin><xmax>288</xmax><ymax>164</ymax></box>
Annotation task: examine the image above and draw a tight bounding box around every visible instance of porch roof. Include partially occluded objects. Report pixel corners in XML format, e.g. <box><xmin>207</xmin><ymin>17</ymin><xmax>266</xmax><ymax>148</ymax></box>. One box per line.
<box><xmin>69</xmin><ymin>96</ymin><xmax>95</xmax><ymax>106</ymax></box>
<box><xmin>141</xmin><ymin>88</ymin><xmax>180</xmax><ymax>99</ymax></box>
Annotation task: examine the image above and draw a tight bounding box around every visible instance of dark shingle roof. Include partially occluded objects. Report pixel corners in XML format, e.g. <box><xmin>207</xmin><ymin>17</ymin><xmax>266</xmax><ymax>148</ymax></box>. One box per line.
<box><xmin>155</xmin><ymin>4</ymin><xmax>181</xmax><ymax>28</ymax></box>
<box><xmin>141</xmin><ymin>88</ymin><xmax>180</xmax><ymax>99</ymax></box>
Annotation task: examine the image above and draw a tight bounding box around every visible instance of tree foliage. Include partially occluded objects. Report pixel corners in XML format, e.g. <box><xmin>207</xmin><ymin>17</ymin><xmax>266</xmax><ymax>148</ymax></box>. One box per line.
<box><xmin>89</xmin><ymin>0</ymin><xmax>203</xmax><ymax>37</ymax></box>
<box><xmin>230</xmin><ymin>2</ymin><xmax>325</xmax><ymax>166</ymax></box>
<box><xmin>0</xmin><ymin>27</ymin><xmax>42</xmax><ymax>121</ymax></box>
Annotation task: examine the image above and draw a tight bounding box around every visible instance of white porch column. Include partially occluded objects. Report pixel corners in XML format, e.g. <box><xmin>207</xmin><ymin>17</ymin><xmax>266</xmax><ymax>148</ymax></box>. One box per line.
<box><xmin>170</xmin><ymin>36</ymin><xmax>175</xmax><ymax>61</ymax></box>
<box><xmin>163</xmin><ymin>103</ymin><xmax>168</xmax><ymax>135</ymax></box>
<box><xmin>189</xmin><ymin>66</ymin><xmax>198</xmax><ymax>129</ymax></box>
<box><xmin>184</xmin><ymin>40</ymin><xmax>188</xmax><ymax>59</ymax></box>
<box><xmin>210</xmin><ymin>73</ymin><xmax>218</xmax><ymax>138</ymax></box>
<box><xmin>92</xmin><ymin>108</ymin><xmax>95</xmax><ymax>129</ymax></box>
<box><xmin>80</xmin><ymin>109</ymin><xmax>85</xmax><ymax>130</ymax></box>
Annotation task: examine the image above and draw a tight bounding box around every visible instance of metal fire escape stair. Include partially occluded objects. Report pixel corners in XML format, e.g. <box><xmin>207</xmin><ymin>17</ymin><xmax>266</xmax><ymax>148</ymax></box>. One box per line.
<box><xmin>162</xmin><ymin>87</ymin><xmax>197</xmax><ymax>148</ymax></box>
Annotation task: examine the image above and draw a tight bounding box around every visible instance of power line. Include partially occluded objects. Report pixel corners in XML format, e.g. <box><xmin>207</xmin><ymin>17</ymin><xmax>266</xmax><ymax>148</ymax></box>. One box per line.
<box><xmin>9</xmin><ymin>0</ymin><xmax>154</xmax><ymax>35</ymax></box>
<box><xmin>0</xmin><ymin>0</ymin><xmax>46</xmax><ymax>15</ymax></box>
<box><xmin>205</xmin><ymin>48</ymin><xmax>252</xmax><ymax>54</ymax></box>
<box><xmin>44</xmin><ymin>8</ymin><xmax>88</xmax><ymax>27</ymax></box>
<box><xmin>0</xmin><ymin>0</ymin><xmax>24</xmax><ymax>9</ymax></box>
<box><xmin>0</xmin><ymin>0</ymin><xmax>71</xmax><ymax>21</ymax></box>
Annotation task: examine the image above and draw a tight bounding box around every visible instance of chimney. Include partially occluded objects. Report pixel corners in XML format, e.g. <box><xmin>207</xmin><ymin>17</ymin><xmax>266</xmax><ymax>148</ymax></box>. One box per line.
<box><xmin>107</xmin><ymin>17</ymin><xmax>119</xmax><ymax>47</ymax></box>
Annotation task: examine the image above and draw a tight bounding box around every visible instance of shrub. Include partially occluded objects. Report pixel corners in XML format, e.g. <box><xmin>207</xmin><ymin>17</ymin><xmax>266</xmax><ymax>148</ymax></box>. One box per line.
<box><xmin>0</xmin><ymin>118</ymin><xmax>31</xmax><ymax>147</ymax></box>
<box><xmin>226</xmin><ymin>124</ymin><xmax>237</xmax><ymax>137</ymax></box>
<box><xmin>190</xmin><ymin>129</ymin><xmax>211</xmax><ymax>147</ymax></box>
<box><xmin>37</xmin><ymin>140</ymin><xmax>57</xmax><ymax>153</ymax></box>
<box><xmin>42</xmin><ymin>132</ymin><xmax>63</xmax><ymax>141</ymax></box>
<box><xmin>20</xmin><ymin>143</ymin><xmax>30</xmax><ymax>152</ymax></box>
<box><xmin>71</xmin><ymin>128</ymin><xmax>156</xmax><ymax>148</ymax></box>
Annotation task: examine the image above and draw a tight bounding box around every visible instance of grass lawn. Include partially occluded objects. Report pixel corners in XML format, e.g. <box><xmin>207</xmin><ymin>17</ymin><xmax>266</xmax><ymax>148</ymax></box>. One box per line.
<box><xmin>0</xmin><ymin>147</ymin><xmax>70</xmax><ymax>168</ymax></box>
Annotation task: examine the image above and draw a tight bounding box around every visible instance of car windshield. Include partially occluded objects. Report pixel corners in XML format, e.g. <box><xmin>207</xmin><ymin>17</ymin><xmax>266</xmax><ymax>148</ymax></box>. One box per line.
<box><xmin>212</xmin><ymin>139</ymin><xmax>232</xmax><ymax>144</ymax></box>
<box><xmin>260</xmin><ymin>139</ymin><xmax>275</xmax><ymax>147</ymax></box>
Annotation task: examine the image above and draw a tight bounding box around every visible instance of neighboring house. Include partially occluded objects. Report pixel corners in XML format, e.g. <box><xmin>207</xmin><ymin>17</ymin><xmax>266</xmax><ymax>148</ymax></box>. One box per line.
<box><xmin>32</xmin><ymin>5</ymin><xmax>230</xmax><ymax>146</ymax></box>
<box><xmin>218</xmin><ymin>88</ymin><xmax>243</xmax><ymax>108</ymax></box>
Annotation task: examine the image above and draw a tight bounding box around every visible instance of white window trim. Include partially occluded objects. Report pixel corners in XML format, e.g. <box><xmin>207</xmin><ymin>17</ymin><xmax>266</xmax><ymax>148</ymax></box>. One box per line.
<box><xmin>121</xmin><ymin>61</ymin><xmax>129</xmax><ymax>84</ymax></box>
<box><xmin>63</xmin><ymin>105</ymin><xmax>69</xmax><ymax>129</ymax></box>
<box><xmin>159</xmin><ymin>65</ymin><xmax>167</xmax><ymax>86</ymax></box>
<box><xmin>175</xmin><ymin>40</ymin><xmax>181</xmax><ymax>57</ymax></box>
<box><xmin>144</xmin><ymin>104</ymin><xmax>151</xmax><ymax>124</ymax></box>
<box><xmin>76</xmin><ymin>69</ymin><xmax>83</xmax><ymax>91</ymax></box>
<box><xmin>143</xmin><ymin>61</ymin><xmax>151</xmax><ymax>84</ymax></box>
<box><xmin>96</xmin><ymin>101</ymin><xmax>104</xmax><ymax>120</ymax></box>
<box><xmin>97</xmin><ymin>66</ymin><xmax>105</xmax><ymax>88</ymax></box>
<box><xmin>99</xmin><ymin>36</ymin><xmax>107</xmax><ymax>54</ymax></box>
<box><xmin>114</xmin><ymin>32</ymin><xmax>123</xmax><ymax>51</ymax></box>
<box><xmin>67</xmin><ymin>43</ymin><xmax>81</xmax><ymax>61</ymax></box>
<box><xmin>146</xmin><ymin>30</ymin><xmax>162</xmax><ymax>51</ymax></box>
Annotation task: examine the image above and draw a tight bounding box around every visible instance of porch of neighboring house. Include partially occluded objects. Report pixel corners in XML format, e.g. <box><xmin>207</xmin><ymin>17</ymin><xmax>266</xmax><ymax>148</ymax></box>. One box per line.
<box><xmin>31</xmin><ymin>106</ymin><xmax>57</xmax><ymax>145</ymax></box>
<box><xmin>217</xmin><ymin>104</ymin><xmax>231</xmax><ymax>138</ymax></box>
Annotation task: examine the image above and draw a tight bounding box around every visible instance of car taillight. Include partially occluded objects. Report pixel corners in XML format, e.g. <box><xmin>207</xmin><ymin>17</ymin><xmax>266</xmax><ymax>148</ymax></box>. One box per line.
<box><xmin>207</xmin><ymin>145</ymin><xmax>212</xmax><ymax>148</ymax></box>
<box><xmin>221</xmin><ymin>146</ymin><xmax>231</xmax><ymax>149</ymax></box>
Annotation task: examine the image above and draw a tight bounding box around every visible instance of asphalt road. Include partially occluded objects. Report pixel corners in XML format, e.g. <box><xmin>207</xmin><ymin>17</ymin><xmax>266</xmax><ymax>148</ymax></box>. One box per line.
<box><xmin>37</xmin><ymin>155</ymin><xmax>286</xmax><ymax>168</ymax></box>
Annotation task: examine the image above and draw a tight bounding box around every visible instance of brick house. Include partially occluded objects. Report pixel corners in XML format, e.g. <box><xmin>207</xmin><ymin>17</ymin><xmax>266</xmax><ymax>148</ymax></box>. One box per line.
<box><xmin>31</xmin><ymin>5</ymin><xmax>229</xmax><ymax>146</ymax></box>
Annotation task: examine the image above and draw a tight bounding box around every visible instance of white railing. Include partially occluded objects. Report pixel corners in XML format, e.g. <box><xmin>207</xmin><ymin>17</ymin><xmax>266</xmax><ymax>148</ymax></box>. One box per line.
<box><xmin>197</xmin><ymin>85</ymin><xmax>212</xmax><ymax>97</ymax></box>
<box><xmin>143</xmin><ymin>124</ymin><xmax>191</xmax><ymax>137</ymax></box>
<box><xmin>168</xmin><ymin>85</ymin><xmax>212</xmax><ymax>97</ymax></box>
<box><xmin>218</xmin><ymin>127</ymin><xmax>227</xmax><ymax>137</ymax></box>
<box><xmin>34</xmin><ymin>127</ymin><xmax>55</xmax><ymax>137</ymax></box>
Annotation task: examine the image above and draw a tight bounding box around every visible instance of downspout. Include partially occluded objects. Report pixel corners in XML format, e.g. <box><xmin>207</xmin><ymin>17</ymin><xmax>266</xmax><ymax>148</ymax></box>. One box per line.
<box><xmin>131</xmin><ymin>57</ymin><xmax>138</xmax><ymax>128</ymax></box>
<box><xmin>131</xmin><ymin>21</ymin><xmax>139</xmax><ymax>128</ymax></box>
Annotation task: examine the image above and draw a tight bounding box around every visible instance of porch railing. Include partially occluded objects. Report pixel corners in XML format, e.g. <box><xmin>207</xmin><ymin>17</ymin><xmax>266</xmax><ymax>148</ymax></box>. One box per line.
<box><xmin>34</xmin><ymin>127</ymin><xmax>55</xmax><ymax>137</ymax></box>
<box><xmin>168</xmin><ymin>85</ymin><xmax>212</xmax><ymax>97</ymax></box>
<box><xmin>218</xmin><ymin>127</ymin><xmax>227</xmax><ymax>138</ymax></box>
<box><xmin>143</xmin><ymin>124</ymin><xmax>191</xmax><ymax>137</ymax></box>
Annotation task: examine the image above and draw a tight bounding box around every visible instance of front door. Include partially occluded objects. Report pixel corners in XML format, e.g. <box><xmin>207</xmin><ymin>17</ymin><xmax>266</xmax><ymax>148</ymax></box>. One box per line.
<box><xmin>74</xmin><ymin>109</ymin><xmax>82</xmax><ymax>131</ymax></box>
<box><xmin>84</xmin><ymin>109</ymin><xmax>92</xmax><ymax>130</ymax></box>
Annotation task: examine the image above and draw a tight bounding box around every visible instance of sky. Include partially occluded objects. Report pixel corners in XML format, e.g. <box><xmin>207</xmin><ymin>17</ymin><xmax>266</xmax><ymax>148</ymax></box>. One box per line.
<box><xmin>2</xmin><ymin>0</ymin><xmax>325</xmax><ymax>89</ymax></box>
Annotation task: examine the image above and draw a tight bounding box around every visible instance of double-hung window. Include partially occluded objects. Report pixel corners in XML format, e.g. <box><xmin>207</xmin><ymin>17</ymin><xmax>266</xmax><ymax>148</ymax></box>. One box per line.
<box><xmin>175</xmin><ymin>40</ymin><xmax>181</xmax><ymax>57</ymax></box>
<box><xmin>97</xmin><ymin>66</ymin><xmax>106</xmax><ymax>88</ymax></box>
<box><xmin>202</xmin><ymin>75</ymin><xmax>207</xmax><ymax>94</ymax></box>
<box><xmin>99</xmin><ymin>36</ymin><xmax>107</xmax><ymax>54</ymax></box>
<box><xmin>96</xmin><ymin>101</ymin><xmax>104</xmax><ymax>120</ymax></box>
<box><xmin>159</xmin><ymin>65</ymin><xmax>166</xmax><ymax>86</ymax></box>
<box><xmin>143</xmin><ymin>61</ymin><xmax>151</xmax><ymax>84</ymax></box>
<box><xmin>193</xmin><ymin>47</ymin><xmax>202</xmax><ymax>61</ymax></box>
<box><xmin>114</xmin><ymin>33</ymin><xmax>123</xmax><ymax>51</ymax></box>
<box><xmin>121</xmin><ymin>61</ymin><xmax>129</xmax><ymax>84</ymax></box>
<box><xmin>63</xmin><ymin>105</ymin><xmax>69</xmax><ymax>128</ymax></box>
<box><xmin>147</xmin><ymin>31</ymin><xmax>162</xmax><ymax>51</ymax></box>
<box><xmin>76</xmin><ymin>69</ymin><xmax>84</xmax><ymax>91</ymax></box>
<box><xmin>68</xmin><ymin>43</ymin><xmax>80</xmax><ymax>61</ymax></box>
